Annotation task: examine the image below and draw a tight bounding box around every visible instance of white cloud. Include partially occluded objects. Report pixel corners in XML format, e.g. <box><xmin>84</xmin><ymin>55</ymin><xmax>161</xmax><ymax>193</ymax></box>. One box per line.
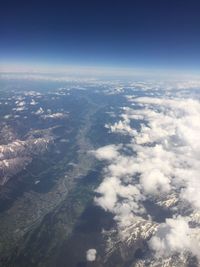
<box><xmin>149</xmin><ymin>217</ymin><xmax>200</xmax><ymax>259</ymax></box>
<box><xmin>93</xmin><ymin>90</ymin><xmax>200</xmax><ymax>260</ymax></box>
<box><xmin>105</xmin><ymin>119</ymin><xmax>137</xmax><ymax>136</ymax></box>
<box><xmin>35</xmin><ymin>107</ymin><xmax>44</xmax><ymax>115</ymax></box>
<box><xmin>94</xmin><ymin>176</ymin><xmax>142</xmax><ymax>215</ymax></box>
<box><xmin>92</xmin><ymin>144</ymin><xmax>120</xmax><ymax>161</ymax></box>
<box><xmin>86</xmin><ymin>249</ymin><xmax>97</xmax><ymax>261</ymax></box>
<box><xmin>17</xmin><ymin>101</ymin><xmax>26</xmax><ymax>107</ymax></box>
<box><xmin>41</xmin><ymin>112</ymin><xmax>67</xmax><ymax>119</ymax></box>
<box><xmin>140</xmin><ymin>169</ymin><xmax>171</xmax><ymax>195</ymax></box>
<box><xmin>30</xmin><ymin>99</ymin><xmax>37</xmax><ymax>105</ymax></box>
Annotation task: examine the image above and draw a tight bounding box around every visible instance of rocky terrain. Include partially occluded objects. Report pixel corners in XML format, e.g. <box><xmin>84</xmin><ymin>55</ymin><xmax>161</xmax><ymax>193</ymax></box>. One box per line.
<box><xmin>0</xmin><ymin>134</ymin><xmax>53</xmax><ymax>186</ymax></box>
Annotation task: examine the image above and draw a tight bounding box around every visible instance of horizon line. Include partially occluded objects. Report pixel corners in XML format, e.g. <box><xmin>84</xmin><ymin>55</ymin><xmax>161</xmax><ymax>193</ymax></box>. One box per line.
<box><xmin>1</xmin><ymin>62</ymin><xmax>200</xmax><ymax>79</ymax></box>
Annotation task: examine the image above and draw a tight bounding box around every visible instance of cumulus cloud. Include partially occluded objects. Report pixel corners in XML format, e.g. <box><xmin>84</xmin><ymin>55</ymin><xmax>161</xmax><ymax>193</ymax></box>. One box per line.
<box><xmin>93</xmin><ymin>90</ymin><xmax>200</xmax><ymax>260</ymax></box>
<box><xmin>86</xmin><ymin>249</ymin><xmax>97</xmax><ymax>261</ymax></box>
<box><xmin>94</xmin><ymin>175</ymin><xmax>143</xmax><ymax>215</ymax></box>
<box><xmin>149</xmin><ymin>216</ymin><xmax>200</xmax><ymax>259</ymax></box>
<box><xmin>101</xmin><ymin>96</ymin><xmax>200</xmax><ymax>207</ymax></box>
<box><xmin>92</xmin><ymin>144</ymin><xmax>121</xmax><ymax>161</ymax></box>
<box><xmin>105</xmin><ymin>119</ymin><xmax>137</xmax><ymax>136</ymax></box>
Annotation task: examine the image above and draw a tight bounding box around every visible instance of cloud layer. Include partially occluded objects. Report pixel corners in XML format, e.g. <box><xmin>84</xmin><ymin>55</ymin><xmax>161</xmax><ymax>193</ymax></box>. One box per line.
<box><xmin>92</xmin><ymin>91</ymin><xmax>200</xmax><ymax>261</ymax></box>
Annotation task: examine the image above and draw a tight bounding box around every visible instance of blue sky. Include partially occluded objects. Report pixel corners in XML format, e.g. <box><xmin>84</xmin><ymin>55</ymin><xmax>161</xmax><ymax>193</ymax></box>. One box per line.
<box><xmin>1</xmin><ymin>0</ymin><xmax>200</xmax><ymax>72</ymax></box>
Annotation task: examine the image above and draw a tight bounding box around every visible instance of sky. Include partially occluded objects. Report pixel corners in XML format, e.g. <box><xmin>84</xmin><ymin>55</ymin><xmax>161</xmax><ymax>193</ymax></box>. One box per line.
<box><xmin>1</xmin><ymin>0</ymin><xmax>200</xmax><ymax>72</ymax></box>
